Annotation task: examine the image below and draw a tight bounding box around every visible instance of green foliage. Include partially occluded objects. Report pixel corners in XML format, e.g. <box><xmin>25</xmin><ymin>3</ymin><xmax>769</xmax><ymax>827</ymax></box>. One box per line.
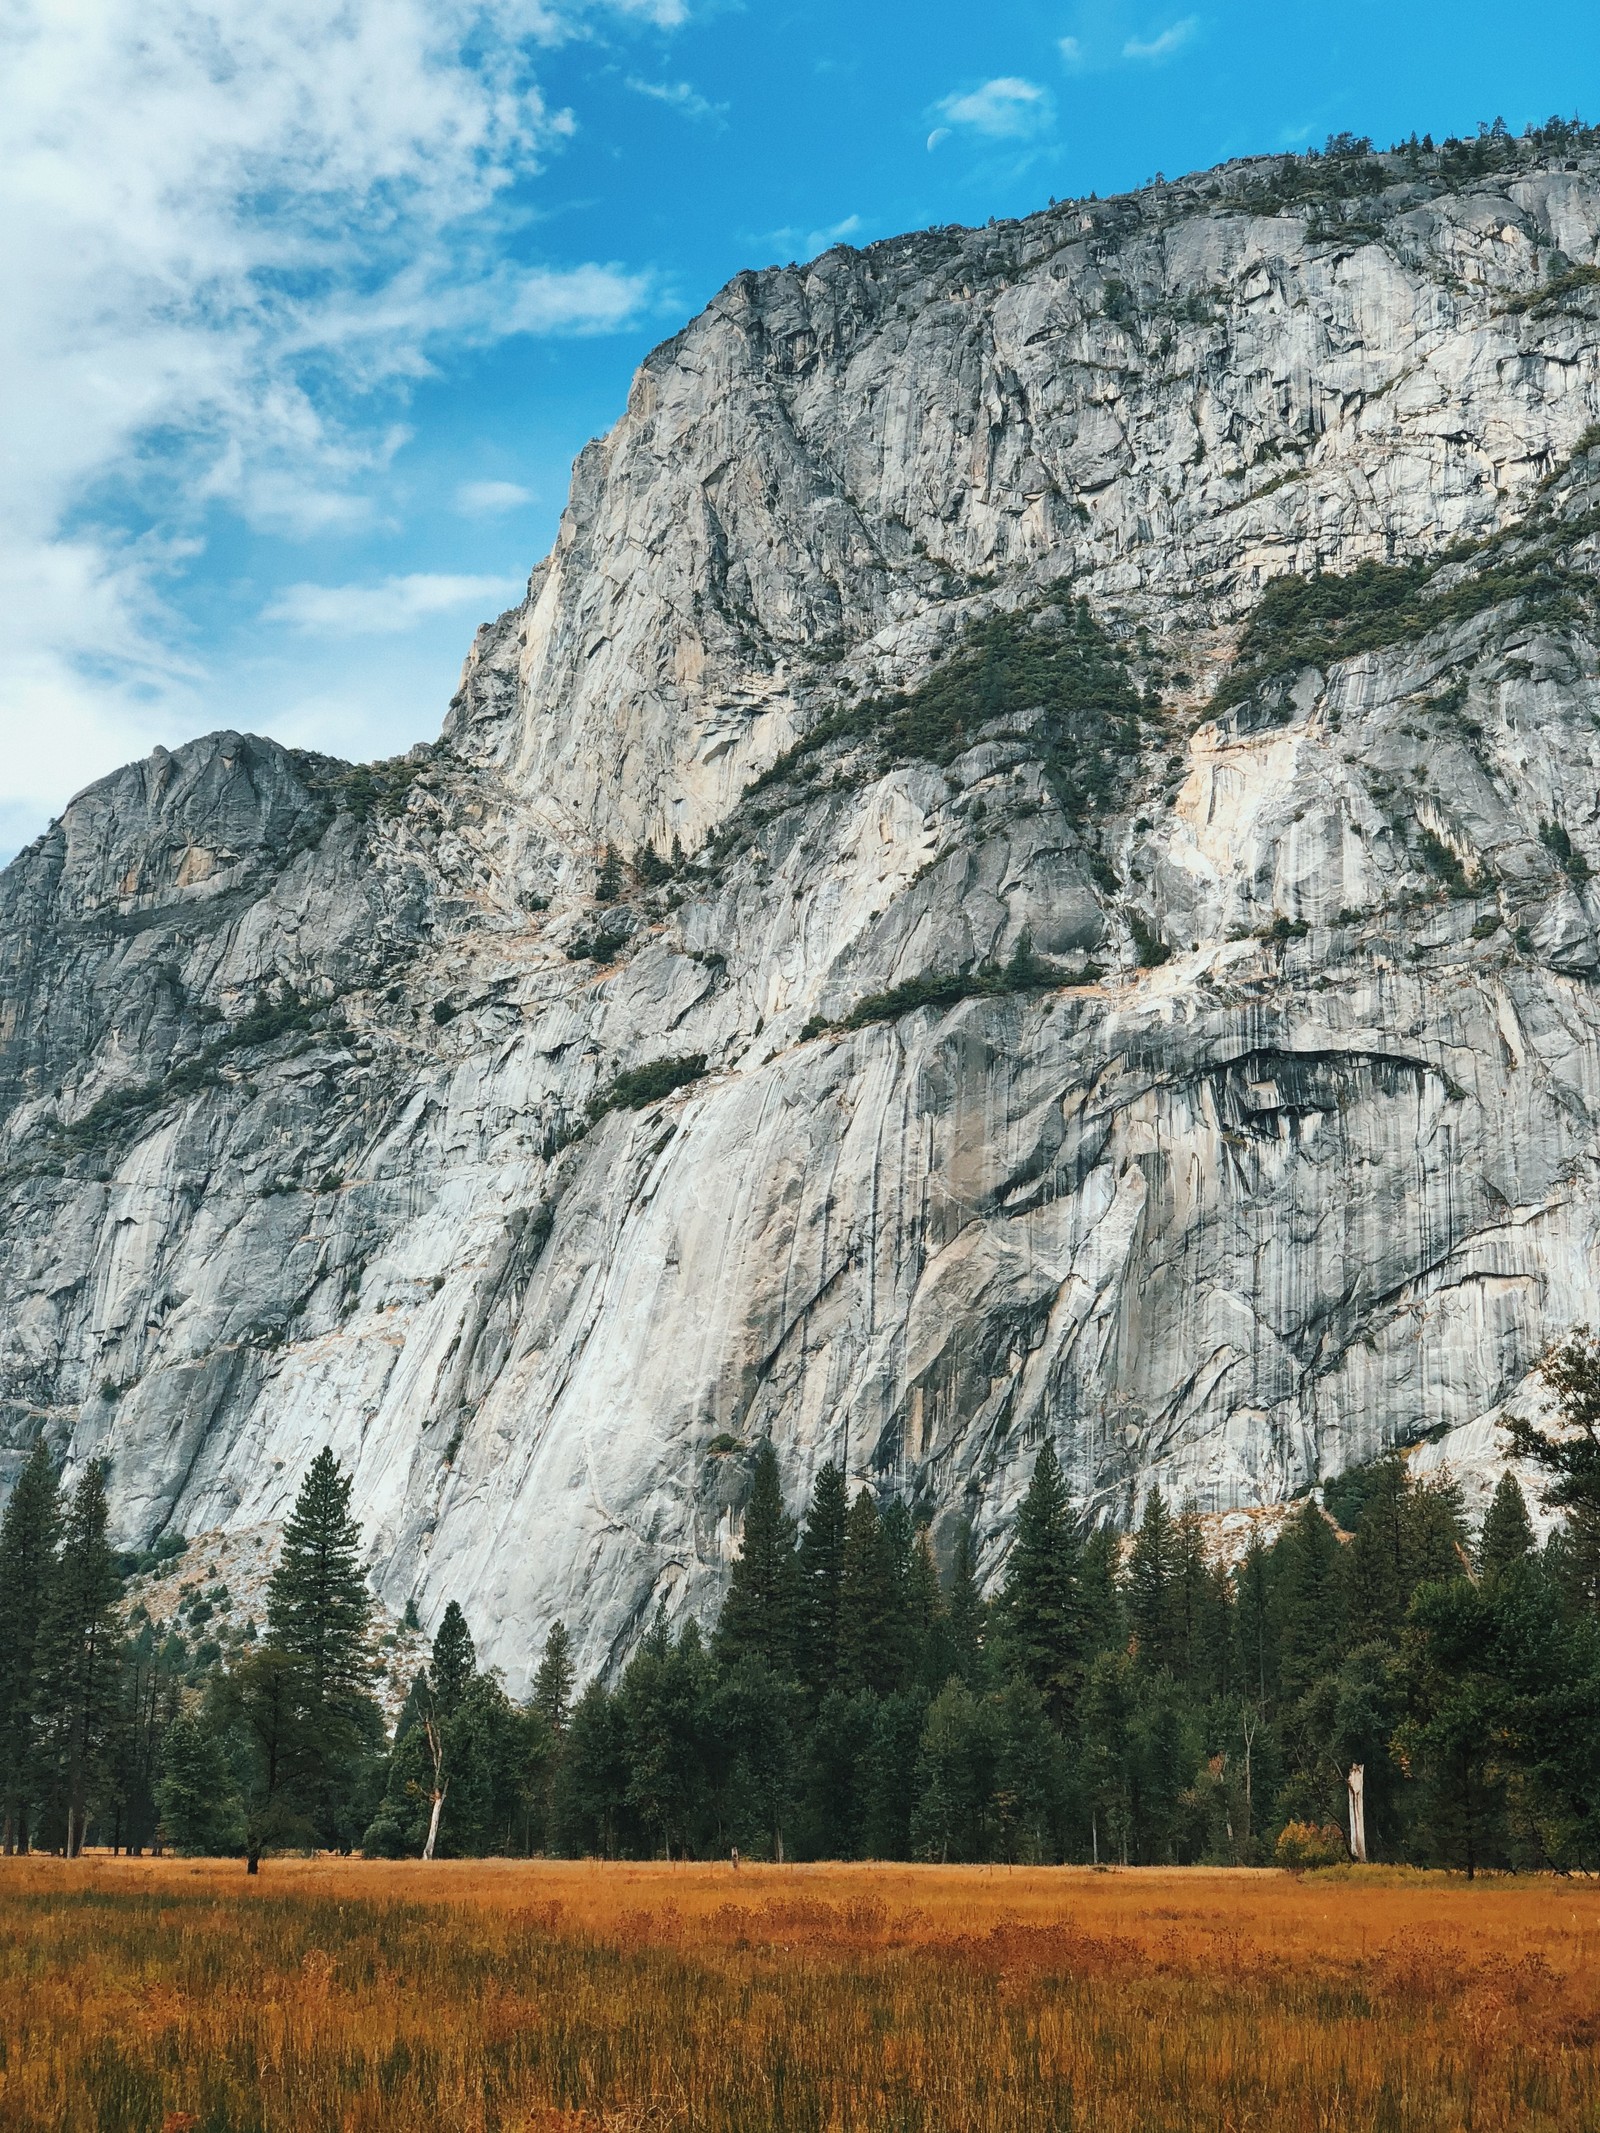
<box><xmin>0</xmin><ymin>1441</ymin><xmax>62</xmax><ymax>1848</ymax></box>
<box><xmin>813</xmin><ymin>933</ymin><xmax>1061</xmax><ymax>1038</ymax></box>
<box><xmin>1417</xmin><ymin>830</ymin><xmax>1474</xmax><ymax>898</ymax></box>
<box><xmin>266</xmin><ymin>1449</ymin><xmax>373</xmax><ymax>1712</ymax></box>
<box><xmin>532</xmin><ymin>1621</ymin><xmax>574</xmax><ymax>1735</ymax></box>
<box><xmin>1539</xmin><ymin>818</ymin><xmax>1592</xmax><ymax>883</ymax></box>
<box><xmin>294</xmin><ymin>751</ymin><xmax>435</xmax><ymax>823</ymax></box>
<box><xmin>715</xmin><ymin>1443</ymin><xmax>800</xmax><ymax>1679</ymax></box>
<box><xmin>1500</xmin><ymin>262</ymin><xmax>1600</xmax><ymax>316</ymax></box>
<box><xmin>998</xmin><ymin>1445</ymin><xmax>1088</xmax><ymax>1727</ymax></box>
<box><xmin>796</xmin><ymin>1462</ymin><xmax>849</xmax><ymax>1702</ymax></box>
<box><xmin>1215</xmin><ymin>538</ymin><xmax>1593</xmax><ymax>719</ymax></box>
<box><xmin>746</xmin><ymin>600</ymin><xmax>1150</xmax><ymax>832</ymax></box>
<box><xmin>51</xmin><ymin>986</ymin><xmax>340</xmax><ymax>1158</ymax></box>
<box><xmin>566</xmin><ymin>925</ymin><xmax>630</xmax><ymax>964</ymax></box>
<box><xmin>594</xmin><ymin>845</ymin><xmax>624</xmax><ymax>902</ymax></box>
<box><xmin>39</xmin><ymin>1461</ymin><xmax>123</xmax><ymax>1854</ymax></box>
<box><xmin>156</xmin><ymin>1713</ymin><xmax>245</xmax><ymax>1854</ymax></box>
<box><xmin>430</xmin><ymin>1601</ymin><xmax>475</xmax><ymax>1719</ymax></box>
<box><xmin>587</xmin><ymin>1053</ymin><xmax>708</xmax><ymax>1120</ymax></box>
<box><xmin>1129</xmin><ymin>913</ymin><xmax>1171</xmax><ymax>968</ymax></box>
<box><xmin>1478</xmin><ymin>1473</ymin><xmax>1535</xmax><ymax>1583</ymax></box>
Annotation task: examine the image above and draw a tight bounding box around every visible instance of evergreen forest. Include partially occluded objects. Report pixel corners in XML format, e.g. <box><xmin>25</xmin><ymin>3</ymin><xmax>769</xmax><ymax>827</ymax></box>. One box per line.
<box><xmin>4</xmin><ymin>1337</ymin><xmax>1600</xmax><ymax>1872</ymax></box>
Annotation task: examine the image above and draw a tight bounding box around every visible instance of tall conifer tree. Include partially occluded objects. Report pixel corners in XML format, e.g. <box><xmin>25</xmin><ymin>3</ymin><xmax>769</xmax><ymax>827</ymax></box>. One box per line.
<box><xmin>533</xmin><ymin>1621</ymin><xmax>575</xmax><ymax>1733</ymax></box>
<box><xmin>999</xmin><ymin>1443</ymin><xmax>1082</xmax><ymax>1725</ymax></box>
<box><xmin>430</xmin><ymin>1602</ymin><xmax>475</xmax><ymax>1717</ymax></box>
<box><xmin>796</xmin><ymin>1462</ymin><xmax>848</xmax><ymax>1698</ymax></box>
<box><xmin>1127</xmin><ymin>1486</ymin><xmax>1179</xmax><ymax>1670</ymax></box>
<box><xmin>838</xmin><ymin>1491</ymin><xmax>896</xmax><ymax>1694</ymax></box>
<box><xmin>266</xmin><ymin>1448</ymin><xmax>372</xmax><ymax>1707</ymax></box>
<box><xmin>1479</xmin><ymin>1472</ymin><xmax>1536</xmax><ymax>1582</ymax></box>
<box><xmin>715</xmin><ymin>1441</ymin><xmax>800</xmax><ymax>1676</ymax></box>
<box><xmin>40</xmin><ymin>1460</ymin><xmax>121</xmax><ymax>1856</ymax></box>
<box><xmin>0</xmin><ymin>1440</ymin><xmax>62</xmax><ymax>1852</ymax></box>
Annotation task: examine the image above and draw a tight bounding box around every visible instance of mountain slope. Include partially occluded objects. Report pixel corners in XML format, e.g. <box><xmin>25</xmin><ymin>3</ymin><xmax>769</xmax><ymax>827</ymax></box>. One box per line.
<box><xmin>6</xmin><ymin>130</ymin><xmax>1600</xmax><ymax>1684</ymax></box>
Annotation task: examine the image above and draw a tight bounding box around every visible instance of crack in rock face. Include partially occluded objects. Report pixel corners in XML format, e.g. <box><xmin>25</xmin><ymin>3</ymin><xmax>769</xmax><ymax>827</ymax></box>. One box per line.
<box><xmin>7</xmin><ymin>139</ymin><xmax>1600</xmax><ymax>1683</ymax></box>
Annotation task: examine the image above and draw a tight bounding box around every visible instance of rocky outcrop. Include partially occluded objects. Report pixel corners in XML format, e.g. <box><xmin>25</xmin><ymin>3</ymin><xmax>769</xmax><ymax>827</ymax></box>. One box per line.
<box><xmin>6</xmin><ymin>135</ymin><xmax>1600</xmax><ymax>1687</ymax></box>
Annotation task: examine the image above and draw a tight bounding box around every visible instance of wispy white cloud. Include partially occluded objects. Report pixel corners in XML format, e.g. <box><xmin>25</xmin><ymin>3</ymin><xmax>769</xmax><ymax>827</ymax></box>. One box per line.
<box><xmin>0</xmin><ymin>0</ymin><xmax>663</xmax><ymax>839</ymax></box>
<box><xmin>265</xmin><ymin>572</ymin><xmax>525</xmax><ymax>636</ymax></box>
<box><xmin>1122</xmin><ymin>16</ymin><xmax>1199</xmax><ymax>60</ymax></box>
<box><xmin>608</xmin><ymin>0</ymin><xmax>689</xmax><ymax>23</ymax></box>
<box><xmin>455</xmin><ymin>479</ymin><xmax>536</xmax><ymax>516</ymax></box>
<box><xmin>933</xmin><ymin>77</ymin><xmax>1054</xmax><ymax>141</ymax></box>
<box><xmin>1058</xmin><ymin>35</ymin><xmax>1085</xmax><ymax>68</ymax></box>
<box><xmin>625</xmin><ymin>74</ymin><xmax>726</xmax><ymax>122</ymax></box>
<box><xmin>807</xmin><ymin>214</ymin><xmax>863</xmax><ymax>253</ymax></box>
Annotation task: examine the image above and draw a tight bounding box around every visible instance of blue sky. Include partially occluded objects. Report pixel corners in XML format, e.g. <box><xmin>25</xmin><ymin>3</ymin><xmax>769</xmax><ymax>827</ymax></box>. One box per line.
<box><xmin>3</xmin><ymin>0</ymin><xmax>1599</xmax><ymax>856</ymax></box>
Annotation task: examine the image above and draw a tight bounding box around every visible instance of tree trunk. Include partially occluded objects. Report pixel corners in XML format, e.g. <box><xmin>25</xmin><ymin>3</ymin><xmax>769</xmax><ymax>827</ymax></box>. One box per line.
<box><xmin>247</xmin><ymin>1848</ymin><xmax>260</xmax><ymax>1875</ymax></box>
<box><xmin>1347</xmin><ymin>1763</ymin><xmax>1367</xmax><ymax>1864</ymax></box>
<box><xmin>422</xmin><ymin>1787</ymin><xmax>446</xmax><ymax>1862</ymax></box>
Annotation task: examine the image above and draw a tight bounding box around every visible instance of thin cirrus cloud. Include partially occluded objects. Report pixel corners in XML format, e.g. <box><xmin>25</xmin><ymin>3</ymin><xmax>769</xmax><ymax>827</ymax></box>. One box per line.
<box><xmin>455</xmin><ymin>480</ymin><xmax>536</xmax><ymax>516</ymax></box>
<box><xmin>0</xmin><ymin>0</ymin><xmax>666</xmax><ymax>844</ymax></box>
<box><xmin>265</xmin><ymin>574</ymin><xmax>527</xmax><ymax>637</ymax></box>
<box><xmin>1061</xmin><ymin>15</ymin><xmax>1201</xmax><ymax>68</ymax></box>
<box><xmin>929</xmin><ymin>76</ymin><xmax>1055</xmax><ymax>147</ymax></box>
<box><xmin>625</xmin><ymin>75</ymin><xmax>728</xmax><ymax>122</ymax></box>
<box><xmin>1123</xmin><ymin>16</ymin><xmax>1199</xmax><ymax>59</ymax></box>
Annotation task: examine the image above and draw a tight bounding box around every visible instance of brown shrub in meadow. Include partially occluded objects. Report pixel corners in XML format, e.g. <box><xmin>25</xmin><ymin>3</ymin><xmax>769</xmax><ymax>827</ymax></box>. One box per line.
<box><xmin>1</xmin><ymin>1856</ymin><xmax>1597</xmax><ymax>2131</ymax></box>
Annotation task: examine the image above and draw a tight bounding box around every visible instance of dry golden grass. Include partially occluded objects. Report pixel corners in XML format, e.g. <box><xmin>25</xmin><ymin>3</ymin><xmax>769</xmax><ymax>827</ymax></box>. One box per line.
<box><xmin>2</xmin><ymin>1856</ymin><xmax>1598</xmax><ymax>2131</ymax></box>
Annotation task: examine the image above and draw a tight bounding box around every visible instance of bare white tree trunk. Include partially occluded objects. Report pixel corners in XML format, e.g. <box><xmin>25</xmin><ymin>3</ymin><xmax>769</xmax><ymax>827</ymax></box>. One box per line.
<box><xmin>421</xmin><ymin>1717</ymin><xmax>447</xmax><ymax>1862</ymax></box>
<box><xmin>422</xmin><ymin>1787</ymin><xmax>446</xmax><ymax>1862</ymax></box>
<box><xmin>1347</xmin><ymin>1762</ymin><xmax>1367</xmax><ymax>1863</ymax></box>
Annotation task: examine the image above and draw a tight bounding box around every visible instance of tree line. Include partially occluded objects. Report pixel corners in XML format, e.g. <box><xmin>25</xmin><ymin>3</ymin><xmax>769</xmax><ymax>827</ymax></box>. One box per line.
<box><xmin>4</xmin><ymin>1338</ymin><xmax>1600</xmax><ymax>1869</ymax></box>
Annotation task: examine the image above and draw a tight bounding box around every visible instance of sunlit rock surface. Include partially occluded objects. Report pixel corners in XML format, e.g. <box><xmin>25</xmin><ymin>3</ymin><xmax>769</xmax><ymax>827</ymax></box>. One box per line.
<box><xmin>6</xmin><ymin>141</ymin><xmax>1600</xmax><ymax>1686</ymax></box>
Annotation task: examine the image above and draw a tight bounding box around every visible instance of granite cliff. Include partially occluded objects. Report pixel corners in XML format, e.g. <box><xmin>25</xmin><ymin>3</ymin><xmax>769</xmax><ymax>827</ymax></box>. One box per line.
<box><xmin>6</xmin><ymin>131</ymin><xmax>1600</xmax><ymax>1684</ymax></box>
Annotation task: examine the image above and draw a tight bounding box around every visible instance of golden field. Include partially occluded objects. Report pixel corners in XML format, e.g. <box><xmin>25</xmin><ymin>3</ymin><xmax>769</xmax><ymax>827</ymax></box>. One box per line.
<box><xmin>1</xmin><ymin>1858</ymin><xmax>1597</xmax><ymax>2131</ymax></box>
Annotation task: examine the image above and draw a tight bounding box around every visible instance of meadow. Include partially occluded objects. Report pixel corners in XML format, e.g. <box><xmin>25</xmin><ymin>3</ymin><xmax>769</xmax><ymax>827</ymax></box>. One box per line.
<box><xmin>0</xmin><ymin>1859</ymin><xmax>1596</xmax><ymax>2132</ymax></box>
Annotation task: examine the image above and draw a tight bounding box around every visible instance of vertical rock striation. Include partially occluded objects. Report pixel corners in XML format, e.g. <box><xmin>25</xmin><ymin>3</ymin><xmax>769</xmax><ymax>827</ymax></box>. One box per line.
<box><xmin>7</xmin><ymin>135</ymin><xmax>1600</xmax><ymax>1684</ymax></box>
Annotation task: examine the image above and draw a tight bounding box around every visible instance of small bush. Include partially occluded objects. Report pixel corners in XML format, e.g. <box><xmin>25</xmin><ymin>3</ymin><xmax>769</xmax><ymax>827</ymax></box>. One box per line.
<box><xmin>1417</xmin><ymin>830</ymin><xmax>1473</xmax><ymax>898</ymax></box>
<box><xmin>1129</xmin><ymin>913</ymin><xmax>1172</xmax><ymax>968</ymax></box>
<box><xmin>589</xmin><ymin>1054</ymin><xmax>708</xmax><ymax>1121</ymax></box>
<box><xmin>1275</xmin><ymin>1821</ymin><xmax>1349</xmax><ymax>1869</ymax></box>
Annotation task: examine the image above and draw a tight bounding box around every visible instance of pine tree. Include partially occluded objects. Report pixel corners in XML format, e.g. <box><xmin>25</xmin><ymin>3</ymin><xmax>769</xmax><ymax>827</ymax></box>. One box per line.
<box><xmin>906</xmin><ymin>1526</ymin><xmax>950</xmax><ymax>1691</ymax></box>
<box><xmin>1272</xmin><ymin>1498</ymin><xmax>1348</xmax><ymax>1700</ymax></box>
<box><xmin>1127</xmin><ymin>1486</ymin><xmax>1180</xmax><ymax>1671</ymax></box>
<box><xmin>1509</xmin><ymin>1332</ymin><xmax>1600</xmax><ymax>1523</ymax></box>
<box><xmin>944</xmin><ymin>1522</ymin><xmax>987</xmax><ymax>1688</ymax></box>
<box><xmin>999</xmin><ymin>1444</ymin><xmax>1083</xmax><ymax>1726</ymax></box>
<box><xmin>552</xmin><ymin>1679</ymin><xmax>627</xmax><ymax>1857</ymax></box>
<box><xmin>837</xmin><ymin>1491</ymin><xmax>896</xmax><ymax>1694</ymax></box>
<box><xmin>533</xmin><ymin>1621</ymin><xmax>574</xmax><ymax>1733</ymax></box>
<box><xmin>156</xmin><ymin>1712</ymin><xmax>244</xmax><ymax>1855</ymax></box>
<box><xmin>266</xmin><ymin>1448</ymin><xmax>372</xmax><ymax>1708</ymax></box>
<box><xmin>0</xmin><ymin>1439</ymin><xmax>61</xmax><ymax>1852</ymax></box>
<box><xmin>1343</xmin><ymin>1455</ymin><xmax>1411</xmax><ymax>1641</ymax></box>
<box><xmin>796</xmin><ymin>1462</ymin><xmax>848</xmax><ymax>1698</ymax></box>
<box><xmin>430</xmin><ymin>1602</ymin><xmax>475</xmax><ymax>1717</ymax></box>
<box><xmin>620</xmin><ymin>1611</ymin><xmax>711</xmax><ymax>1858</ymax></box>
<box><xmin>715</xmin><ymin>1441</ymin><xmax>799</xmax><ymax>1677</ymax></box>
<box><xmin>595</xmin><ymin>844</ymin><xmax>624</xmax><ymax>902</ymax></box>
<box><xmin>39</xmin><ymin>1460</ymin><xmax>121</xmax><ymax>1856</ymax></box>
<box><xmin>1234</xmin><ymin>1531</ymin><xmax>1276</xmax><ymax>1709</ymax></box>
<box><xmin>878</xmin><ymin>1498</ymin><xmax>919</xmax><ymax>1690</ymax></box>
<box><xmin>1479</xmin><ymin>1472</ymin><xmax>1536</xmax><ymax>1582</ymax></box>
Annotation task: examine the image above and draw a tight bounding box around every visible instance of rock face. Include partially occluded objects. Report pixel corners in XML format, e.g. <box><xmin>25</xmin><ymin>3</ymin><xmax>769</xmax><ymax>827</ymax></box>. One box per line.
<box><xmin>7</xmin><ymin>137</ymin><xmax>1600</xmax><ymax>1688</ymax></box>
